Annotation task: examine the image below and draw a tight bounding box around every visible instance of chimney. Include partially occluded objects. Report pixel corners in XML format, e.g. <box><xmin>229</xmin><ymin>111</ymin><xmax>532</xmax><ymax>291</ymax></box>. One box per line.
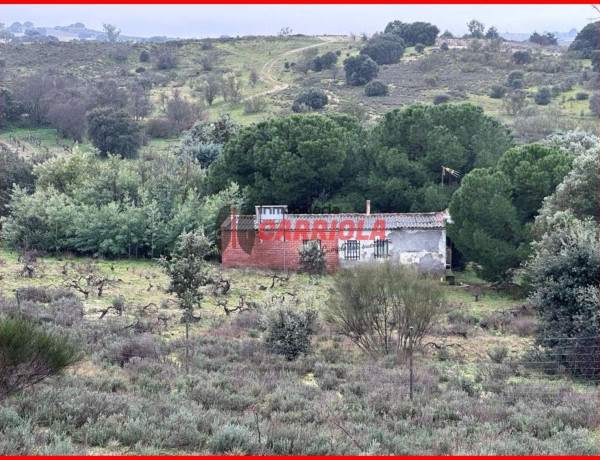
<box><xmin>366</xmin><ymin>200</ymin><xmax>371</xmax><ymax>216</ymax></box>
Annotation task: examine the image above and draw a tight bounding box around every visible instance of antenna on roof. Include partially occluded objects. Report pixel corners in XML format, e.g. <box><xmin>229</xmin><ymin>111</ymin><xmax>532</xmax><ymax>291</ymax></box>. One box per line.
<box><xmin>441</xmin><ymin>166</ymin><xmax>461</xmax><ymax>186</ymax></box>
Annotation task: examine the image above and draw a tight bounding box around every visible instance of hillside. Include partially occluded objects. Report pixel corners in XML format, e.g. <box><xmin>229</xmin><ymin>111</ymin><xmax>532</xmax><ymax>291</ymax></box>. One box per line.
<box><xmin>1</xmin><ymin>34</ymin><xmax>597</xmax><ymax>146</ymax></box>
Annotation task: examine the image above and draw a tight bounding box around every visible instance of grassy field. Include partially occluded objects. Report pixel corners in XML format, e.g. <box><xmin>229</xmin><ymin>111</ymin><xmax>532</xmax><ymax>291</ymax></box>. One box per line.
<box><xmin>1</xmin><ymin>249</ymin><xmax>598</xmax><ymax>454</ymax></box>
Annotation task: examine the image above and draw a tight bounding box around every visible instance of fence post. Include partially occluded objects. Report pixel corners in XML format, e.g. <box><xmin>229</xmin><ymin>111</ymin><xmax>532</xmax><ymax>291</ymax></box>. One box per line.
<box><xmin>409</xmin><ymin>326</ymin><xmax>414</xmax><ymax>401</ymax></box>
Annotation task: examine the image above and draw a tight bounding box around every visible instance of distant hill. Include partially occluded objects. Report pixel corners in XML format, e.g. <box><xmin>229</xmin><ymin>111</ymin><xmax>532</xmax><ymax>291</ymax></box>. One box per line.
<box><xmin>500</xmin><ymin>28</ymin><xmax>578</xmax><ymax>44</ymax></box>
<box><xmin>2</xmin><ymin>21</ymin><xmax>177</xmax><ymax>43</ymax></box>
<box><xmin>2</xmin><ymin>20</ymin><xmax>582</xmax><ymax>45</ymax></box>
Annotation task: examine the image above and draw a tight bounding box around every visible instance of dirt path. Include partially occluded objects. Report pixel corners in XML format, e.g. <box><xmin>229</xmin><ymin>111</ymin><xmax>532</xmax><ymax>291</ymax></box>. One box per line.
<box><xmin>243</xmin><ymin>35</ymin><xmax>346</xmax><ymax>102</ymax></box>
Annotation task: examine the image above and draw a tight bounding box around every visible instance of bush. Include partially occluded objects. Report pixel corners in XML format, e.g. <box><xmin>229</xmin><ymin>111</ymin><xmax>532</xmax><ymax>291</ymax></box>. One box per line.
<box><xmin>139</xmin><ymin>50</ymin><xmax>150</xmax><ymax>62</ymax></box>
<box><xmin>489</xmin><ymin>85</ymin><xmax>507</xmax><ymax>99</ymax></box>
<box><xmin>338</xmin><ymin>101</ymin><xmax>368</xmax><ymax>123</ymax></box>
<box><xmin>154</xmin><ymin>47</ymin><xmax>179</xmax><ymax>70</ymax></box>
<box><xmin>292</xmin><ymin>87</ymin><xmax>328</xmax><ymax>112</ymax></box>
<box><xmin>487</xmin><ymin>346</ymin><xmax>508</xmax><ymax>363</ymax></box>
<box><xmin>512</xmin><ymin>50</ymin><xmax>532</xmax><ymax>65</ymax></box>
<box><xmin>135</xmin><ymin>66</ymin><xmax>145</xmax><ymax>73</ymax></box>
<box><xmin>326</xmin><ymin>262</ymin><xmax>444</xmax><ymax>357</ymax></box>
<box><xmin>433</xmin><ymin>94</ymin><xmax>450</xmax><ymax>105</ymax></box>
<box><xmin>509</xmin><ymin>79</ymin><xmax>524</xmax><ymax>89</ymax></box>
<box><xmin>503</xmin><ymin>89</ymin><xmax>527</xmax><ymax>115</ymax></box>
<box><xmin>108</xmin><ymin>334</ymin><xmax>162</xmax><ymax>367</ymax></box>
<box><xmin>534</xmin><ymin>87</ymin><xmax>552</xmax><ymax>105</ymax></box>
<box><xmin>507</xmin><ymin>70</ymin><xmax>525</xmax><ymax>88</ymax></box>
<box><xmin>145</xmin><ymin>117</ymin><xmax>176</xmax><ymax>138</ymax></box>
<box><xmin>414</xmin><ymin>43</ymin><xmax>425</xmax><ymax>53</ymax></box>
<box><xmin>86</xmin><ymin>108</ymin><xmax>142</xmax><ymax>157</ymax></box>
<box><xmin>17</xmin><ymin>286</ymin><xmax>52</xmax><ymax>303</ymax></box>
<box><xmin>364</xmin><ymin>80</ymin><xmax>389</xmax><ymax>97</ymax></box>
<box><xmin>440</xmin><ymin>42</ymin><xmax>449</xmax><ymax>51</ymax></box>
<box><xmin>576</xmin><ymin>92</ymin><xmax>589</xmax><ymax>100</ymax></box>
<box><xmin>264</xmin><ymin>308</ymin><xmax>318</xmax><ymax>360</ymax></box>
<box><xmin>208</xmin><ymin>423</ymin><xmax>258</xmax><ymax>454</ymax></box>
<box><xmin>298</xmin><ymin>244</ymin><xmax>326</xmax><ymax>274</ymax></box>
<box><xmin>47</xmin><ymin>100</ymin><xmax>86</xmax><ymax>142</ymax></box>
<box><xmin>384</xmin><ymin>20</ymin><xmax>439</xmax><ymax>46</ymax></box>
<box><xmin>424</xmin><ymin>75</ymin><xmax>437</xmax><ymax>87</ymax></box>
<box><xmin>528</xmin><ymin>219</ymin><xmax>599</xmax><ymax>380</ymax></box>
<box><xmin>343</xmin><ymin>55</ymin><xmax>379</xmax><ymax>86</ymax></box>
<box><xmin>360</xmin><ymin>33</ymin><xmax>405</xmax><ymax>65</ymax></box>
<box><xmin>1</xmin><ymin>316</ymin><xmax>82</xmax><ymax>396</ymax></box>
<box><xmin>569</xmin><ymin>21</ymin><xmax>600</xmax><ymax>58</ymax></box>
<box><xmin>243</xmin><ymin>96</ymin><xmax>267</xmax><ymax>114</ymax></box>
<box><xmin>310</xmin><ymin>51</ymin><xmax>338</xmax><ymax>72</ymax></box>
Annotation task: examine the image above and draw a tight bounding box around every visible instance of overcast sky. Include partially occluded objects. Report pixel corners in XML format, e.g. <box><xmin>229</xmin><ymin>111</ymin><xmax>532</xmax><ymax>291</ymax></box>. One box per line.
<box><xmin>1</xmin><ymin>4</ymin><xmax>596</xmax><ymax>38</ymax></box>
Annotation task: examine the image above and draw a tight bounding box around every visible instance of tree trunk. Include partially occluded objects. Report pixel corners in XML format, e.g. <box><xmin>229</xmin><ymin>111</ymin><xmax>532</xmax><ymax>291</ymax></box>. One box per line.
<box><xmin>185</xmin><ymin>317</ymin><xmax>190</xmax><ymax>375</ymax></box>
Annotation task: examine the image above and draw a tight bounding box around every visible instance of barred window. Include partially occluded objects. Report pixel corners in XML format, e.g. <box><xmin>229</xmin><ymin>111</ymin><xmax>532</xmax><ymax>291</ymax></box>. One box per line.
<box><xmin>302</xmin><ymin>239</ymin><xmax>321</xmax><ymax>250</ymax></box>
<box><xmin>374</xmin><ymin>239</ymin><xmax>389</xmax><ymax>259</ymax></box>
<box><xmin>345</xmin><ymin>240</ymin><xmax>360</xmax><ymax>260</ymax></box>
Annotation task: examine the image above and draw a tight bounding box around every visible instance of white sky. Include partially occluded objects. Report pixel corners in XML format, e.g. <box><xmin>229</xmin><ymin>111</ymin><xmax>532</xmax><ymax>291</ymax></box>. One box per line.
<box><xmin>1</xmin><ymin>4</ymin><xmax>596</xmax><ymax>38</ymax></box>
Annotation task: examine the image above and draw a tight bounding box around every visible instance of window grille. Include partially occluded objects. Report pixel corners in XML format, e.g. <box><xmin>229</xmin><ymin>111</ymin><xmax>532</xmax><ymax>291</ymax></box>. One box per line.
<box><xmin>374</xmin><ymin>239</ymin><xmax>389</xmax><ymax>259</ymax></box>
<box><xmin>345</xmin><ymin>240</ymin><xmax>360</xmax><ymax>260</ymax></box>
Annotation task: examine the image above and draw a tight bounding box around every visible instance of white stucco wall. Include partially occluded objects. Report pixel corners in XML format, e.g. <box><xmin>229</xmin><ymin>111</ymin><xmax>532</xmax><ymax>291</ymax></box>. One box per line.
<box><xmin>338</xmin><ymin>228</ymin><xmax>446</xmax><ymax>274</ymax></box>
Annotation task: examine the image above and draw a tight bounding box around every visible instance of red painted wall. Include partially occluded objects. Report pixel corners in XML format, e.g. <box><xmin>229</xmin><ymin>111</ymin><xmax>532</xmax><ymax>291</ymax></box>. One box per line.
<box><xmin>221</xmin><ymin>230</ymin><xmax>339</xmax><ymax>272</ymax></box>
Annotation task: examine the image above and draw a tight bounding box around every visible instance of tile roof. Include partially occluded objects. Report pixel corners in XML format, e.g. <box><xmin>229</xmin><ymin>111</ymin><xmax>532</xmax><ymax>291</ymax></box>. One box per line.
<box><xmin>220</xmin><ymin>212</ymin><xmax>445</xmax><ymax>230</ymax></box>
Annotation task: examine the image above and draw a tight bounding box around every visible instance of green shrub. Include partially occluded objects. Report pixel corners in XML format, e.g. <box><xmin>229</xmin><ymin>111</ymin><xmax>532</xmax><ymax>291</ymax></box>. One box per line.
<box><xmin>414</xmin><ymin>43</ymin><xmax>425</xmax><ymax>53</ymax></box>
<box><xmin>487</xmin><ymin>346</ymin><xmax>509</xmax><ymax>363</ymax></box>
<box><xmin>343</xmin><ymin>55</ymin><xmax>379</xmax><ymax>86</ymax></box>
<box><xmin>512</xmin><ymin>50</ymin><xmax>532</xmax><ymax>65</ymax></box>
<box><xmin>507</xmin><ymin>70</ymin><xmax>525</xmax><ymax>89</ymax></box>
<box><xmin>1</xmin><ymin>316</ymin><xmax>83</xmax><ymax>396</ymax></box>
<box><xmin>360</xmin><ymin>33</ymin><xmax>405</xmax><ymax>65</ymax></box>
<box><xmin>145</xmin><ymin>117</ymin><xmax>176</xmax><ymax>138</ymax></box>
<box><xmin>86</xmin><ymin>108</ymin><xmax>142</xmax><ymax>158</ymax></box>
<box><xmin>208</xmin><ymin>423</ymin><xmax>258</xmax><ymax>454</ymax></box>
<box><xmin>534</xmin><ymin>87</ymin><xmax>552</xmax><ymax>105</ymax></box>
<box><xmin>292</xmin><ymin>88</ymin><xmax>328</xmax><ymax>112</ymax></box>
<box><xmin>364</xmin><ymin>80</ymin><xmax>389</xmax><ymax>97</ymax></box>
<box><xmin>264</xmin><ymin>308</ymin><xmax>318</xmax><ymax>360</ymax></box>
<box><xmin>510</xmin><ymin>79</ymin><xmax>525</xmax><ymax>89</ymax></box>
<box><xmin>576</xmin><ymin>91</ymin><xmax>589</xmax><ymax>100</ymax></box>
<box><xmin>243</xmin><ymin>96</ymin><xmax>267</xmax><ymax>114</ymax></box>
<box><xmin>440</xmin><ymin>42</ymin><xmax>449</xmax><ymax>51</ymax></box>
<box><xmin>139</xmin><ymin>50</ymin><xmax>150</xmax><ymax>63</ymax></box>
<box><xmin>433</xmin><ymin>94</ymin><xmax>450</xmax><ymax>105</ymax></box>
<box><xmin>447</xmin><ymin>309</ymin><xmax>479</xmax><ymax>325</ymax></box>
<box><xmin>489</xmin><ymin>85</ymin><xmax>506</xmax><ymax>99</ymax></box>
